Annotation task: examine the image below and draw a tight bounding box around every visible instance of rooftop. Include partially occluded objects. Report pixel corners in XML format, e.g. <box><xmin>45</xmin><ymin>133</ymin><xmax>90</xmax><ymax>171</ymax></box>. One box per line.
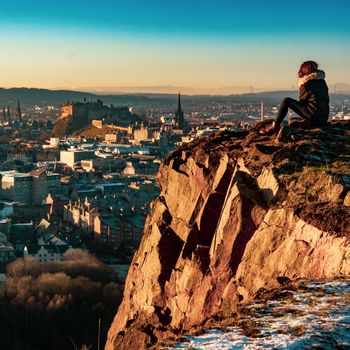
<box><xmin>0</xmin><ymin>171</ymin><xmax>32</xmax><ymax>179</ymax></box>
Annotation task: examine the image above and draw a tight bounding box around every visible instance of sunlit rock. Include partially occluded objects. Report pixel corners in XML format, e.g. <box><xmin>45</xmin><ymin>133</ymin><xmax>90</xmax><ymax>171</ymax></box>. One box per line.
<box><xmin>106</xmin><ymin>122</ymin><xmax>350</xmax><ymax>350</ymax></box>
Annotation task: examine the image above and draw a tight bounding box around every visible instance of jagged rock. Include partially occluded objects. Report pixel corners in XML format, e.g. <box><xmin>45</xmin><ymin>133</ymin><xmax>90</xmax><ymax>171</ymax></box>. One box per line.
<box><xmin>344</xmin><ymin>191</ymin><xmax>350</xmax><ymax>206</ymax></box>
<box><xmin>106</xmin><ymin>122</ymin><xmax>350</xmax><ymax>350</ymax></box>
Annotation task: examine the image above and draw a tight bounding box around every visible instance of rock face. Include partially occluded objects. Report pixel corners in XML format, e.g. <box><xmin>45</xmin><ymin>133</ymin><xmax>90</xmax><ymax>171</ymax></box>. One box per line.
<box><xmin>106</xmin><ymin>121</ymin><xmax>350</xmax><ymax>349</ymax></box>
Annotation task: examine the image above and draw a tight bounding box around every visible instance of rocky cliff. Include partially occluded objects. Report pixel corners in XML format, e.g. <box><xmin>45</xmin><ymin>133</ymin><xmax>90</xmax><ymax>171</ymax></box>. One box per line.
<box><xmin>106</xmin><ymin>121</ymin><xmax>350</xmax><ymax>349</ymax></box>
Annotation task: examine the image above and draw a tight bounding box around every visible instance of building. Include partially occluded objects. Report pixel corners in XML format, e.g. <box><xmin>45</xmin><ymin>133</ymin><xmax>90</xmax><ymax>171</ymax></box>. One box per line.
<box><xmin>60</xmin><ymin>173</ymin><xmax>159</xmax><ymax>250</ymax></box>
<box><xmin>24</xmin><ymin>244</ymin><xmax>70</xmax><ymax>262</ymax></box>
<box><xmin>63</xmin><ymin>198</ymin><xmax>99</xmax><ymax>233</ymax></box>
<box><xmin>48</xmin><ymin>137</ymin><xmax>60</xmax><ymax>147</ymax></box>
<box><xmin>19</xmin><ymin>218</ymin><xmax>71</xmax><ymax>263</ymax></box>
<box><xmin>29</xmin><ymin>168</ymin><xmax>48</xmax><ymax>205</ymax></box>
<box><xmin>0</xmin><ymin>171</ymin><xmax>32</xmax><ymax>203</ymax></box>
<box><xmin>47</xmin><ymin>173</ymin><xmax>61</xmax><ymax>195</ymax></box>
<box><xmin>0</xmin><ymin>169</ymin><xmax>55</xmax><ymax>205</ymax></box>
<box><xmin>93</xmin><ymin>215</ymin><xmax>122</xmax><ymax>246</ymax></box>
<box><xmin>91</xmin><ymin>119</ymin><xmax>103</xmax><ymax>129</ymax></box>
<box><xmin>46</xmin><ymin>193</ymin><xmax>69</xmax><ymax>216</ymax></box>
<box><xmin>160</xmin><ymin>116</ymin><xmax>176</xmax><ymax>132</ymax></box>
<box><xmin>93</xmin><ymin>214</ymin><xmax>144</xmax><ymax>249</ymax></box>
<box><xmin>0</xmin><ymin>218</ymin><xmax>11</xmax><ymax>235</ymax></box>
<box><xmin>6</xmin><ymin>149</ymin><xmax>33</xmax><ymax>163</ymax></box>
<box><xmin>9</xmin><ymin>222</ymin><xmax>36</xmax><ymax>253</ymax></box>
<box><xmin>95</xmin><ymin>183</ymin><xmax>126</xmax><ymax>195</ymax></box>
<box><xmin>0</xmin><ymin>233</ymin><xmax>15</xmax><ymax>267</ymax></box>
<box><xmin>60</xmin><ymin>149</ymin><xmax>95</xmax><ymax>166</ymax></box>
<box><xmin>81</xmin><ymin>159</ymin><xmax>95</xmax><ymax>172</ymax></box>
<box><xmin>0</xmin><ymin>201</ymin><xmax>14</xmax><ymax>218</ymax></box>
<box><xmin>60</xmin><ymin>99</ymin><xmax>131</xmax><ymax>123</ymax></box>
<box><xmin>123</xmin><ymin>162</ymin><xmax>136</xmax><ymax>175</ymax></box>
<box><xmin>105</xmin><ymin>133</ymin><xmax>118</xmax><ymax>143</ymax></box>
<box><xmin>133</xmin><ymin>125</ymin><xmax>157</xmax><ymax>145</ymax></box>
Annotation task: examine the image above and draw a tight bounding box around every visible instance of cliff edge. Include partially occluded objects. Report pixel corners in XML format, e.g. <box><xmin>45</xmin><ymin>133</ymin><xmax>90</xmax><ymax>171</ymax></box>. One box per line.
<box><xmin>106</xmin><ymin>121</ymin><xmax>350</xmax><ymax>349</ymax></box>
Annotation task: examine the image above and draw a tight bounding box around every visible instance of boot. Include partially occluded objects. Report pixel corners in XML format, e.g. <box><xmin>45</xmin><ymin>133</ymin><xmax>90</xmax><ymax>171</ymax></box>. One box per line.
<box><xmin>259</xmin><ymin>121</ymin><xmax>280</xmax><ymax>135</ymax></box>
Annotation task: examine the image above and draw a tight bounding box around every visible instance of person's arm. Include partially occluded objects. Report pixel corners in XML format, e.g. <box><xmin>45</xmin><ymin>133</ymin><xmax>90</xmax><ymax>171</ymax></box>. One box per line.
<box><xmin>299</xmin><ymin>85</ymin><xmax>310</xmax><ymax>105</ymax></box>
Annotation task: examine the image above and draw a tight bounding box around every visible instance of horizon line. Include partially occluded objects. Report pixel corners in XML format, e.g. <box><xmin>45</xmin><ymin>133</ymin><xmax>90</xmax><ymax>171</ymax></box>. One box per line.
<box><xmin>1</xmin><ymin>84</ymin><xmax>349</xmax><ymax>97</ymax></box>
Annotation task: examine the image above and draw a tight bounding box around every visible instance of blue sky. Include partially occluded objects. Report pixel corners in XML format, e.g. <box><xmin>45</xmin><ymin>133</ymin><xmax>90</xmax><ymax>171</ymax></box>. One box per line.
<box><xmin>2</xmin><ymin>0</ymin><xmax>350</xmax><ymax>36</ymax></box>
<box><xmin>0</xmin><ymin>0</ymin><xmax>349</xmax><ymax>93</ymax></box>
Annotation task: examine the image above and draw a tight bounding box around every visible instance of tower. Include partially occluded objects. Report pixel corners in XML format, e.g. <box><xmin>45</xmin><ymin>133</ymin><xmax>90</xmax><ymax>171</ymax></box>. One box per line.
<box><xmin>17</xmin><ymin>100</ymin><xmax>22</xmax><ymax>122</ymax></box>
<box><xmin>175</xmin><ymin>92</ymin><xmax>185</xmax><ymax>130</ymax></box>
<box><xmin>2</xmin><ymin>106</ymin><xmax>6</xmax><ymax>122</ymax></box>
<box><xmin>7</xmin><ymin>105</ymin><xmax>11</xmax><ymax>122</ymax></box>
<box><xmin>260</xmin><ymin>100</ymin><xmax>264</xmax><ymax>122</ymax></box>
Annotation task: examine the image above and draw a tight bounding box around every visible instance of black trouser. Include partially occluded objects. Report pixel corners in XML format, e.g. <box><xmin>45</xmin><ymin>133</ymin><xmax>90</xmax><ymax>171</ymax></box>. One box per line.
<box><xmin>276</xmin><ymin>97</ymin><xmax>312</xmax><ymax>126</ymax></box>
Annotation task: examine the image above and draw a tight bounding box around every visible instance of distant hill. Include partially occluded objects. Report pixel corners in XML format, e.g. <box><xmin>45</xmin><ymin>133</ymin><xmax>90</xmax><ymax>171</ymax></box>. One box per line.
<box><xmin>331</xmin><ymin>82</ymin><xmax>350</xmax><ymax>94</ymax></box>
<box><xmin>0</xmin><ymin>87</ymin><xmax>349</xmax><ymax>107</ymax></box>
<box><xmin>0</xmin><ymin>87</ymin><xmax>157</xmax><ymax>106</ymax></box>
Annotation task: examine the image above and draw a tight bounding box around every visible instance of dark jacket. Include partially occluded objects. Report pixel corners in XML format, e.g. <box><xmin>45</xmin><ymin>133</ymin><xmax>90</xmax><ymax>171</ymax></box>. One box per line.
<box><xmin>299</xmin><ymin>70</ymin><xmax>329</xmax><ymax>125</ymax></box>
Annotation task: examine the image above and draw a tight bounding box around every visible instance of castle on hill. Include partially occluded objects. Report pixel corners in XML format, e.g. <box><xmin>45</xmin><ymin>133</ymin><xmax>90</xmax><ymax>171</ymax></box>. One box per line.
<box><xmin>60</xmin><ymin>98</ymin><xmax>131</xmax><ymax>124</ymax></box>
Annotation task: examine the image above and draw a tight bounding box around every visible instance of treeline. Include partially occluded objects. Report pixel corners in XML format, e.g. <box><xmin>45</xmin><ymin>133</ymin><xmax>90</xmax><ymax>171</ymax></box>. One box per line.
<box><xmin>0</xmin><ymin>249</ymin><xmax>123</xmax><ymax>350</ymax></box>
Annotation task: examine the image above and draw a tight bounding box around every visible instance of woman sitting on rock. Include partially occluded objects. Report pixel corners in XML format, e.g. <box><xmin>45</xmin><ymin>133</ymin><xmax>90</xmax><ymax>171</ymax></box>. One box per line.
<box><xmin>260</xmin><ymin>60</ymin><xmax>329</xmax><ymax>134</ymax></box>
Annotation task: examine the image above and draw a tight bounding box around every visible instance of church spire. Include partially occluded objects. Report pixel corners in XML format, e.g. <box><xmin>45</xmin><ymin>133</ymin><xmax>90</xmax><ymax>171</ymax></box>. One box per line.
<box><xmin>7</xmin><ymin>105</ymin><xmax>11</xmax><ymax>122</ymax></box>
<box><xmin>2</xmin><ymin>106</ymin><xmax>6</xmax><ymax>122</ymax></box>
<box><xmin>177</xmin><ymin>92</ymin><xmax>182</xmax><ymax>113</ymax></box>
<box><xmin>17</xmin><ymin>100</ymin><xmax>22</xmax><ymax>122</ymax></box>
<box><xmin>175</xmin><ymin>92</ymin><xmax>185</xmax><ymax>130</ymax></box>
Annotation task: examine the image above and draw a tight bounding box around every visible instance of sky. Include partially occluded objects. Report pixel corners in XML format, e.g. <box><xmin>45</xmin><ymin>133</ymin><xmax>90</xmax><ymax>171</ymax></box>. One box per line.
<box><xmin>0</xmin><ymin>0</ymin><xmax>349</xmax><ymax>94</ymax></box>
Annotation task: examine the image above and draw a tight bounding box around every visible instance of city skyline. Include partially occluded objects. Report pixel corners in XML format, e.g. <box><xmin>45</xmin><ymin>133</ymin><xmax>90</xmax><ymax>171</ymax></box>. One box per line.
<box><xmin>0</xmin><ymin>0</ymin><xmax>349</xmax><ymax>94</ymax></box>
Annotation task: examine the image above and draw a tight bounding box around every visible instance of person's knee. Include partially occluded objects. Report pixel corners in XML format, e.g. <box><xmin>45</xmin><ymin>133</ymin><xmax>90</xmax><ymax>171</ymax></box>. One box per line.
<box><xmin>281</xmin><ymin>97</ymin><xmax>292</xmax><ymax>105</ymax></box>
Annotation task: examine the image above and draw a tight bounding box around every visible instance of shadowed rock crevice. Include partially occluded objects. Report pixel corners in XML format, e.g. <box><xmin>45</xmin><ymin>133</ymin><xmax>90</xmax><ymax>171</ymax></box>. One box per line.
<box><xmin>229</xmin><ymin>196</ymin><xmax>265</xmax><ymax>275</ymax></box>
<box><xmin>235</xmin><ymin>170</ymin><xmax>267</xmax><ymax>208</ymax></box>
<box><xmin>183</xmin><ymin>189</ymin><xmax>227</xmax><ymax>260</ymax></box>
<box><xmin>157</xmin><ymin>209</ymin><xmax>184</xmax><ymax>290</ymax></box>
<box><xmin>169</xmin><ymin>157</ymin><xmax>189</xmax><ymax>177</ymax></box>
<box><xmin>182</xmin><ymin>227</ymin><xmax>200</xmax><ymax>259</ymax></box>
<box><xmin>188</xmin><ymin>195</ymin><xmax>206</xmax><ymax>226</ymax></box>
<box><xmin>154</xmin><ymin>306</ymin><xmax>172</xmax><ymax>326</ymax></box>
<box><xmin>199</xmin><ymin>192</ymin><xmax>226</xmax><ymax>244</ymax></box>
<box><xmin>157</xmin><ymin>226</ymin><xmax>184</xmax><ymax>290</ymax></box>
<box><xmin>214</xmin><ymin>165</ymin><xmax>234</xmax><ymax>193</ymax></box>
<box><xmin>192</xmin><ymin>245</ymin><xmax>211</xmax><ymax>274</ymax></box>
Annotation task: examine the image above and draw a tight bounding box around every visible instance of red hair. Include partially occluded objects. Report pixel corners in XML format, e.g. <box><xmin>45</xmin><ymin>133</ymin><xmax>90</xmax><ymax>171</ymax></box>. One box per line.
<box><xmin>298</xmin><ymin>61</ymin><xmax>318</xmax><ymax>78</ymax></box>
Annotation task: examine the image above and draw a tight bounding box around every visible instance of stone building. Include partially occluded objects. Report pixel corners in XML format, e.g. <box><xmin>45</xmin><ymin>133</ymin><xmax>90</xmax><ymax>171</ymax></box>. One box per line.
<box><xmin>105</xmin><ymin>133</ymin><xmax>118</xmax><ymax>143</ymax></box>
<box><xmin>133</xmin><ymin>125</ymin><xmax>158</xmax><ymax>145</ymax></box>
<box><xmin>63</xmin><ymin>198</ymin><xmax>99</xmax><ymax>233</ymax></box>
<box><xmin>60</xmin><ymin>99</ymin><xmax>131</xmax><ymax>123</ymax></box>
<box><xmin>46</xmin><ymin>193</ymin><xmax>69</xmax><ymax>216</ymax></box>
<box><xmin>0</xmin><ymin>171</ymin><xmax>32</xmax><ymax>203</ymax></box>
<box><xmin>93</xmin><ymin>215</ymin><xmax>143</xmax><ymax>249</ymax></box>
<box><xmin>0</xmin><ymin>201</ymin><xmax>14</xmax><ymax>218</ymax></box>
<box><xmin>93</xmin><ymin>215</ymin><xmax>122</xmax><ymax>246</ymax></box>
<box><xmin>0</xmin><ymin>218</ymin><xmax>11</xmax><ymax>235</ymax></box>
<box><xmin>24</xmin><ymin>244</ymin><xmax>70</xmax><ymax>262</ymax></box>
<box><xmin>123</xmin><ymin>162</ymin><xmax>135</xmax><ymax>176</ymax></box>
<box><xmin>29</xmin><ymin>168</ymin><xmax>48</xmax><ymax>205</ymax></box>
<box><xmin>7</xmin><ymin>149</ymin><xmax>33</xmax><ymax>163</ymax></box>
<box><xmin>0</xmin><ymin>233</ymin><xmax>15</xmax><ymax>267</ymax></box>
<box><xmin>60</xmin><ymin>149</ymin><xmax>95</xmax><ymax>166</ymax></box>
<box><xmin>0</xmin><ymin>170</ymin><xmax>60</xmax><ymax>205</ymax></box>
<box><xmin>47</xmin><ymin>173</ymin><xmax>61</xmax><ymax>195</ymax></box>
